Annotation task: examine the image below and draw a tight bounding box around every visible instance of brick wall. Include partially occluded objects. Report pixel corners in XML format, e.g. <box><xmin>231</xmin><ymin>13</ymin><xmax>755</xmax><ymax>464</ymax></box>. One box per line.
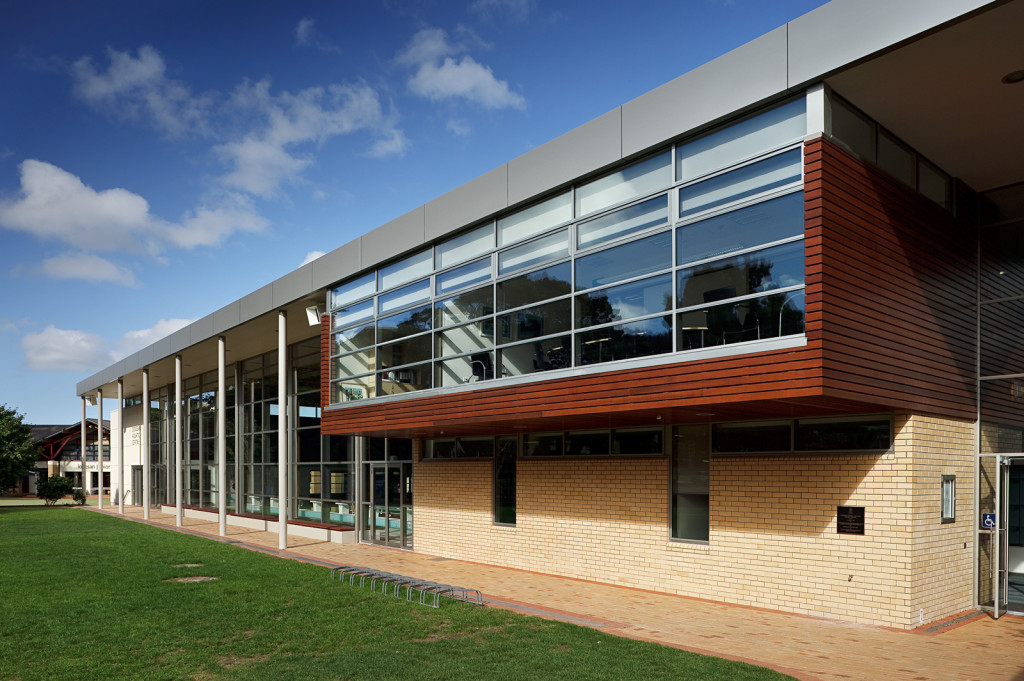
<box><xmin>413</xmin><ymin>412</ymin><xmax>974</xmax><ymax>629</ymax></box>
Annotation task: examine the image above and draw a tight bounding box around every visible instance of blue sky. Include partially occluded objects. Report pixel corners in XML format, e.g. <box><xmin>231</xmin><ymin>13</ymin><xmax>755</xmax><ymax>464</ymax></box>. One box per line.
<box><xmin>0</xmin><ymin>0</ymin><xmax>828</xmax><ymax>424</ymax></box>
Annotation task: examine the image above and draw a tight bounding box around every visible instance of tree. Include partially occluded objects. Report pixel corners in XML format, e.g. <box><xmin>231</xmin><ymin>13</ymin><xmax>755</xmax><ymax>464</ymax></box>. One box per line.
<box><xmin>36</xmin><ymin>476</ymin><xmax>74</xmax><ymax>505</ymax></box>
<box><xmin>0</xmin><ymin>405</ymin><xmax>36</xmax><ymax>494</ymax></box>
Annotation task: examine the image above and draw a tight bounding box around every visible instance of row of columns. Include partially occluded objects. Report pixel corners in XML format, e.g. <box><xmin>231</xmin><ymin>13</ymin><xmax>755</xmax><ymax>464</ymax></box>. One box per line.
<box><xmin>81</xmin><ymin>310</ymin><xmax>290</xmax><ymax>549</ymax></box>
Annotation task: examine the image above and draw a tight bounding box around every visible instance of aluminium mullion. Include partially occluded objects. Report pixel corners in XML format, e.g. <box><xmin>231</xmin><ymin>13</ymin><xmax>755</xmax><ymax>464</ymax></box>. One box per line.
<box><xmin>674</xmin><ymin>283</ymin><xmax>805</xmax><ymax>315</ymax></box>
<box><xmin>675</xmin><ymin>234</ymin><xmax>805</xmax><ymax>271</ymax></box>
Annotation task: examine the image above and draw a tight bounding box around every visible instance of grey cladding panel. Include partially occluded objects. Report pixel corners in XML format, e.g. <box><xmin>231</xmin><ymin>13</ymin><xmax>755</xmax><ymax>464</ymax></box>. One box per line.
<box><xmin>622</xmin><ymin>27</ymin><xmax>789</xmax><ymax>157</ymax></box>
<box><xmin>360</xmin><ymin>206</ymin><xmax>426</xmax><ymax>269</ymax></box>
<box><xmin>190</xmin><ymin>315</ymin><xmax>214</xmax><ymax>345</ymax></box>
<box><xmin>167</xmin><ymin>327</ymin><xmax>191</xmax><ymax>355</ymax></box>
<box><xmin>152</xmin><ymin>337</ymin><xmax>171</xmax><ymax>361</ymax></box>
<box><xmin>787</xmin><ymin>0</ymin><xmax>990</xmax><ymax>86</ymax></box>
<box><xmin>212</xmin><ymin>303</ymin><xmax>241</xmax><ymax>335</ymax></box>
<box><xmin>507</xmin><ymin>109</ymin><xmax>622</xmax><ymax>206</ymax></box>
<box><xmin>425</xmin><ymin>165</ymin><xmax>508</xmax><ymax>241</ymax></box>
<box><xmin>240</xmin><ymin>284</ymin><xmax>274</xmax><ymax>321</ymax></box>
<box><xmin>273</xmin><ymin>264</ymin><xmax>314</xmax><ymax>308</ymax></box>
<box><xmin>312</xmin><ymin>241</ymin><xmax>360</xmax><ymax>290</ymax></box>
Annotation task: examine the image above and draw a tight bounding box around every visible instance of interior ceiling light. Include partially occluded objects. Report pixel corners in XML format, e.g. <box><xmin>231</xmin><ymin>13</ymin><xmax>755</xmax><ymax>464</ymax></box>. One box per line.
<box><xmin>1001</xmin><ymin>69</ymin><xmax>1024</xmax><ymax>84</ymax></box>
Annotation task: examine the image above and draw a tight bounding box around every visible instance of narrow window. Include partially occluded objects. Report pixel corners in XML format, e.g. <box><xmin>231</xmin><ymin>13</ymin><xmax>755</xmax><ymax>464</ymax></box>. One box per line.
<box><xmin>941</xmin><ymin>475</ymin><xmax>956</xmax><ymax>523</ymax></box>
<box><xmin>494</xmin><ymin>437</ymin><xmax>517</xmax><ymax>525</ymax></box>
<box><xmin>671</xmin><ymin>425</ymin><xmax>710</xmax><ymax>542</ymax></box>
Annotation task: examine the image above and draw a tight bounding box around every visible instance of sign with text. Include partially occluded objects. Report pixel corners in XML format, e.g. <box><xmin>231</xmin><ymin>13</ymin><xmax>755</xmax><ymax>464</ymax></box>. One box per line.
<box><xmin>837</xmin><ymin>506</ymin><xmax>865</xmax><ymax>535</ymax></box>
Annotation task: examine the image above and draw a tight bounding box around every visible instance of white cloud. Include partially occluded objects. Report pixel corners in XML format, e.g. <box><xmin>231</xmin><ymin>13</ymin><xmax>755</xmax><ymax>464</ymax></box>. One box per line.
<box><xmin>72</xmin><ymin>45</ymin><xmax>212</xmax><ymax>137</ymax></box>
<box><xmin>113</xmin><ymin>318</ymin><xmax>192</xmax><ymax>360</ymax></box>
<box><xmin>68</xmin><ymin>44</ymin><xmax>402</xmax><ymax>202</ymax></box>
<box><xmin>294</xmin><ymin>17</ymin><xmax>341</xmax><ymax>53</ymax></box>
<box><xmin>0</xmin><ymin>160</ymin><xmax>268</xmax><ymax>263</ymax></box>
<box><xmin>398</xmin><ymin>28</ymin><xmax>524</xmax><ymax>110</ymax></box>
<box><xmin>295</xmin><ymin>18</ymin><xmax>315</xmax><ymax>45</ymax></box>
<box><xmin>20</xmin><ymin>318</ymin><xmax>194</xmax><ymax>372</ymax></box>
<box><xmin>366</xmin><ymin>128</ymin><xmax>409</xmax><ymax>158</ymax></box>
<box><xmin>299</xmin><ymin>250</ymin><xmax>326</xmax><ymax>266</ymax></box>
<box><xmin>21</xmin><ymin>325</ymin><xmax>111</xmax><ymax>371</ymax></box>
<box><xmin>216</xmin><ymin>79</ymin><xmax>406</xmax><ymax>196</ymax></box>
<box><xmin>40</xmin><ymin>253</ymin><xmax>137</xmax><ymax>287</ymax></box>
<box><xmin>0</xmin><ymin>159</ymin><xmax>157</xmax><ymax>252</ymax></box>
<box><xmin>446</xmin><ymin>119</ymin><xmax>471</xmax><ymax>136</ymax></box>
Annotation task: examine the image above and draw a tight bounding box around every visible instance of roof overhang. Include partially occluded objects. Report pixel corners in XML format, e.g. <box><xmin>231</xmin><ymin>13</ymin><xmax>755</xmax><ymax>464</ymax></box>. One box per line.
<box><xmin>825</xmin><ymin>0</ymin><xmax>1024</xmax><ymax>213</ymax></box>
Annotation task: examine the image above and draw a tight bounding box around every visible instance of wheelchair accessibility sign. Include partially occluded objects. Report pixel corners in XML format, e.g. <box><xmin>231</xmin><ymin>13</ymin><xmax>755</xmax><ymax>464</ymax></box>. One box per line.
<box><xmin>981</xmin><ymin>513</ymin><xmax>996</xmax><ymax>529</ymax></box>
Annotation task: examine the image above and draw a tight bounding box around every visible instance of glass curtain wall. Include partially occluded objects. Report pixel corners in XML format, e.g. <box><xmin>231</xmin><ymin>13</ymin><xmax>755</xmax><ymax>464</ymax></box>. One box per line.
<box><xmin>240</xmin><ymin>351</ymin><xmax>279</xmax><ymax>516</ymax></box>
<box><xmin>149</xmin><ymin>387</ymin><xmax>169</xmax><ymax>506</ymax></box>
<box><xmin>181</xmin><ymin>371</ymin><xmax>224</xmax><ymax>510</ymax></box>
<box><xmin>978</xmin><ymin>218</ymin><xmax>1024</xmax><ymax>614</ymax></box>
<box><xmin>291</xmin><ymin>338</ymin><xmax>353</xmax><ymax>527</ymax></box>
<box><xmin>328</xmin><ymin>98</ymin><xmax>809</xmax><ymax>406</ymax></box>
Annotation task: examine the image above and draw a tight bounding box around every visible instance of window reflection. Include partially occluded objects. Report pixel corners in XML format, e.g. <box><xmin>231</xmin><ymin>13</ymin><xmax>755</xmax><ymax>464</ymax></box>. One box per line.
<box><xmin>333</xmin><ymin>322</ymin><xmax>374</xmax><ymax>354</ymax></box>
<box><xmin>435</xmin><ymin>284</ymin><xmax>493</xmax><ymax>327</ymax></box>
<box><xmin>677</xmin><ymin>192</ymin><xmax>802</xmax><ymax>266</ymax></box>
<box><xmin>576</xmin><ymin>316</ymin><xmax>672</xmax><ymax>366</ymax></box>
<box><xmin>677</xmin><ymin>241</ymin><xmax>804</xmax><ymax>309</ymax></box>
<box><xmin>577</xmin><ymin>274</ymin><xmax>672</xmax><ymax>328</ymax></box>
<box><xmin>499</xmin><ymin>335</ymin><xmax>571</xmax><ymax>376</ymax></box>
<box><xmin>497</xmin><ymin>262</ymin><xmax>571</xmax><ymax>311</ymax></box>
<box><xmin>378</xmin><ymin>362</ymin><xmax>432</xmax><ymax>395</ymax></box>
<box><xmin>498</xmin><ymin>299</ymin><xmax>571</xmax><ymax>344</ymax></box>
<box><xmin>677</xmin><ymin>291</ymin><xmax>805</xmax><ymax>350</ymax></box>
<box><xmin>377</xmin><ymin>305</ymin><xmax>431</xmax><ymax>343</ymax></box>
<box><xmin>377</xmin><ymin>334</ymin><xmax>432</xmax><ymax>369</ymax></box>
<box><xmin>575</xmin><ymin>231</ymin><xmax>672</xmax><ymax>291</ymax></box>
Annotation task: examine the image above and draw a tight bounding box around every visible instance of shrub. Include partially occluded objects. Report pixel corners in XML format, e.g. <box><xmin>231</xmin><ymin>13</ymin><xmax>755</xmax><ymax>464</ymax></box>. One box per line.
<box><xmin>36</xmin><ymin>476</ymin><xmax>74</xmax><ymax>506</ymax></box>
<box><xmin>73</xmin><ymin>489</ymin><xmax>87</xmax><ymax>505</ymax></box>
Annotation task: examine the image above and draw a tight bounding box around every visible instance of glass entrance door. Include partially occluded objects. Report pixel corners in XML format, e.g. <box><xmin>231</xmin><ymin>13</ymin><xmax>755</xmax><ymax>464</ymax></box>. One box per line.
<box><xmin>980</xmin><ymin>455</ymin><xmax>1024</xmax><ymax>617</ymax></box>
<box><xmin>361</xmin><ymin>462</ymin><xmax>412</xmax><ymax>548</ymax></box>
<box><xmin>1004</xmin><ymin>459</ymin><xmax>1024</xmax><ymax>614</ymax></box>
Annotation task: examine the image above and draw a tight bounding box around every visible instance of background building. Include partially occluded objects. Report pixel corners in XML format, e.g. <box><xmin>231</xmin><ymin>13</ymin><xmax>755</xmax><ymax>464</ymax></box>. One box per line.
<box><xmin>75</xmin><ymin>0</ymin><xmax>1024</xmax><ymax>627</ymax></box>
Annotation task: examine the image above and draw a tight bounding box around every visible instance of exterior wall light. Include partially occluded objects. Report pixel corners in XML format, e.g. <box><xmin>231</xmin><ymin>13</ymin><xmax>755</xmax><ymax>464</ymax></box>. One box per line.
<box><xmin>305</xmin><ymin>305</ymin><xmax>322</xmax><ymax>326</ymax></box>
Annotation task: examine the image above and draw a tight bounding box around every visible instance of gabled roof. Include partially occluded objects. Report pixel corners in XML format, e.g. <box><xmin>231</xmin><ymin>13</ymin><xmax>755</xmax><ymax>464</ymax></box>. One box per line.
<box><xmin>31</xmin><ymin>419</ymin><xmax>110</xmax><ymax>446</ymax></box>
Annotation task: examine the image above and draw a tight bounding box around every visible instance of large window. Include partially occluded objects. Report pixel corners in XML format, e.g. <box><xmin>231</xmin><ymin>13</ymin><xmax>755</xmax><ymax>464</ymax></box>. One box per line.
<box><xmin>327</xmin><ymin>98</ymin><xmax>809</xmax><ymax>407</ymax></box>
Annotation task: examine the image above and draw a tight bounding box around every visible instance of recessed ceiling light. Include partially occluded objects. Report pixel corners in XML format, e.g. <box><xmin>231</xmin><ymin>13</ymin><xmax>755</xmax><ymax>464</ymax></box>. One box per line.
<box><xmin>1001</xmin><ymin>70</ymin><xmax>1024</xmax><ymax>85</ymax></box>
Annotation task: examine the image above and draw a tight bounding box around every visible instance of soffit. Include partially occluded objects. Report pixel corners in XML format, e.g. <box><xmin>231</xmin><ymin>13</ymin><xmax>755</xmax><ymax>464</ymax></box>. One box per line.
<box><xmin>826</xmin><ymin>0</ymin><xmax>1024</xmax><ymax>194</ymax></box>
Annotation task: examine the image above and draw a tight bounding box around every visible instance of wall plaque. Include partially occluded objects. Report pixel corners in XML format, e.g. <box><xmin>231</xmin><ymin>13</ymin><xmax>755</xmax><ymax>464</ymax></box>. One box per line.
<box><xmin>837</xmin><ymin>505</ymin><xmax>865</xmax><ymax>535</ymax></box>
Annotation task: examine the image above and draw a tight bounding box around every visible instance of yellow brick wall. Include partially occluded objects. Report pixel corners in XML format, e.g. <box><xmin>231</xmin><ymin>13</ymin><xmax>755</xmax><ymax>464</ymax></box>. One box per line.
<box><xmin>413</xmin><ymin>412</ymin><xmax>975</xmax><ymax>629</ymax></box>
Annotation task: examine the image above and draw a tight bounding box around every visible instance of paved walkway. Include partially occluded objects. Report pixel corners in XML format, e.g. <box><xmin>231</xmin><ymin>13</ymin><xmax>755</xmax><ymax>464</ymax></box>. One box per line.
<box><xmin>93</xmin><ymin>506</ymin><xmax>1024</xmax><ymax>681</ymax></box>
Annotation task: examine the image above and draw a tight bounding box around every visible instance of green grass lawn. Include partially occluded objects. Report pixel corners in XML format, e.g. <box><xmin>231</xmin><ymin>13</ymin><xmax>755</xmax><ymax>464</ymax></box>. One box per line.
<box><xmin>0</xmin><ymin>508</ymin><xmax>794</xmax><ymax>681</ymax></box>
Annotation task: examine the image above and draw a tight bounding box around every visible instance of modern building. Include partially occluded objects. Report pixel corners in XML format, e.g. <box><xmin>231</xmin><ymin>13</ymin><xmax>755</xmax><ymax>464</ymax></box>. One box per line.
<box><xmin>76</xmin><ymin>0</ymin><xmax>1024</xmax><ymax>628</ymax></box>
<box><xmin>29</xmin><ymin>420</ymin><xmax>110</xmax><ymax>496</ymax></box>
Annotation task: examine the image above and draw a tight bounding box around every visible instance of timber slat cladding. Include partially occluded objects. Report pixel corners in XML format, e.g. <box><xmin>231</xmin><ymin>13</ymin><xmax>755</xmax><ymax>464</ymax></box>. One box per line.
<box><xmin>807</xmin><ymin>137</ymin><xmax>976</xmax><ymax>420</ymax></box>
<box><xmin>320</xmin><ymin>137</ymin><xmax>978</xmax><ymax>436</ymax></box>
<box><xmin>321</xmin><ymin>346</ymin><xmax>824</xmax><ymax>434</ymax></box>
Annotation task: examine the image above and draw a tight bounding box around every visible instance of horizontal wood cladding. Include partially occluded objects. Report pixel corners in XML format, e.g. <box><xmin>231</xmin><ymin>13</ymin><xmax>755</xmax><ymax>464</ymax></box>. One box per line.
<box><xmin>320</xmin><ymin>138</ymin><xmax>978</xmax><ymax>437</ymax></box>
<box><xmin>805</xmin><ymin>137</ymin><xmax>976</xmax><ymax>419</ymax></box>
<box><xmin>322</xmin><ymin>346</ymin><xmax>826</xmax><ymax>436</ymax></box>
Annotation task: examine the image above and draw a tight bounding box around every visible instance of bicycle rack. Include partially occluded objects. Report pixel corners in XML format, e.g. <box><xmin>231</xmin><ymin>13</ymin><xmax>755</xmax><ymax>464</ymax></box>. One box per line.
<box><xmin>329</xmin><ymin>565</ymin><xmax>483</xmax><ymax>608</ymax></box>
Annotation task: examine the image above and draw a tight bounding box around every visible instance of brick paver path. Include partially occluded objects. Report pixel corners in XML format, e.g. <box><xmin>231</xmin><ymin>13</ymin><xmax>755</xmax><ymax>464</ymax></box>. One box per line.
<box><xmin>95</xmin><ymin>506</ymin><xmax>1024</xmax><ymax>681</ymax></box>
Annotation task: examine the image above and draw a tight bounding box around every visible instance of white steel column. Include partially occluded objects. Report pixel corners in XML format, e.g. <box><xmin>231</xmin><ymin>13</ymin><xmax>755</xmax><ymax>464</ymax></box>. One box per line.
<box><xmin>278</xmin><ymin>310</ymin><xmax>288</xmax><ymax>550</ymax></box>
<box><xmin>80</xmin><ymin>397</ymin><xmax>88</xmax><ymax>496</ymax></box>
<box><xmin>217</xmin><ymin>337</ymin><xmax>227</xmax><ymax>537</ymax></box>
<box><xmin>142</xmin><ymin>367</ymin><xmax>151</xmax><ymax>520</ymax></box>
<box><xmin>97</xmin><ymin>389</ymin><xmax>104</xmax><ymax>509</ymax></box>
<box><xmin>117</xmin><ymin>379</ymin><xmax>124</xmax><ymax>513</ymax></box>
<box><xmin>175</xmin><ymin>355</ymin><xmax>183</xmax><ymax>527</ymax></box>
